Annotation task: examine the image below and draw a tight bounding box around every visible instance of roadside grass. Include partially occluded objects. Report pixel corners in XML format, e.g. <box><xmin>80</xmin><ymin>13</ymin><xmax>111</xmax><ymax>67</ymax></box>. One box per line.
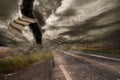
<box><xmin>0</xmin><ymin>51</ymin><xmax>52</xmax><ymax>73</ymax></box>
<box><xmin>70</xmin><ymin>46</ymin><xmax>120</xmax><ymax>54</ymax></box>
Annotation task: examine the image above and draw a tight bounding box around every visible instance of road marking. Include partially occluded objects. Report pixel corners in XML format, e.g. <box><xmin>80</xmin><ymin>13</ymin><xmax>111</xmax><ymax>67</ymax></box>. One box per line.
<box><xmin>70</xmin><ymin>51</ymin><xmax>120</xmax><ymax>62</ymax></box>
<box><xmin>52</xmin><ymin>51</ymin><xmax>73</xmax><ymax>80</ymax></box>
<box><xmin>59</xmin><ymin>65</ymin><xmax>73</xmax><ymax>80</ymax></box>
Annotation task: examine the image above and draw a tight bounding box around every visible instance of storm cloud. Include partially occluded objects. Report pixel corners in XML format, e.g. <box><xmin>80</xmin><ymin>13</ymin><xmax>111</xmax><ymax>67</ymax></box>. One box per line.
<box><xmin>0</xmin><ymin>0</ymin><xmax>20</xmax><ymax>21</ymax></box>
<box><xmin>43</xmin><ymin>0</ymin><xmax>120</xmax><ymax>47</ymax></box>
<box><xmin>0</xmin><ymin>0</ymin><xmax>120</xmax><ymax>47</ymax></box>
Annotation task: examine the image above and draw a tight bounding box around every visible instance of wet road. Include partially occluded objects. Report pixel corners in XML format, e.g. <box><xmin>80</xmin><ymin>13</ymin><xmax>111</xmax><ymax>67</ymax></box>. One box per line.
<box><xmin>51</xmin><ymin>50</ymin><xmax>120</xmax><ymax>80</ymax></box>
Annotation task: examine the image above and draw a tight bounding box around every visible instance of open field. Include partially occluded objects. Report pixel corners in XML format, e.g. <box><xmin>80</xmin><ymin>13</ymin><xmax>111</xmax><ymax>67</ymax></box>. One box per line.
<box><xmin>0</xmin><ymin>50</ymin><xmax>52</xmax><ymax>73</ymax></box>
<box><xmin>66</xmin><ymin>45</ymin><xmax>120</xmax><ymax>54</ymax></box>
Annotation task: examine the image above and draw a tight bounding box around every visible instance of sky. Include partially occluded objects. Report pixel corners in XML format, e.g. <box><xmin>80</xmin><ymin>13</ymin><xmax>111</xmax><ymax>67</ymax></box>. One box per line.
<box><xmin>46</xmin><ymin>0</ymin><xmax>120</xmax><ymax>27</ymax></box>
<box><xmin>0</xmin><ymin>0</ymin><xmax>120</xmax><ymax>46</ymax></box>
<box><xmin>43</xmin><ymin>0</ymin><xmax>120</xmax><ymax>45</ymax></box>
<box><xmin>0</xmin><ymin>0</ymin><xmax>20</xmax><ymax>22</ymax></box>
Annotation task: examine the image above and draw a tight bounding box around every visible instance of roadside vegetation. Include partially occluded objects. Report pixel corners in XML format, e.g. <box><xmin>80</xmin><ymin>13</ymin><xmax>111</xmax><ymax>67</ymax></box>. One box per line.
<box><xmin>0</xmin><ymin>51</ymin><xmax>52</xmax><ymax>73</ymax></box>
<box><xmin>69</xmin><ymin>45</ymin><xmax>120</xmax><ymax>54</ymax></box>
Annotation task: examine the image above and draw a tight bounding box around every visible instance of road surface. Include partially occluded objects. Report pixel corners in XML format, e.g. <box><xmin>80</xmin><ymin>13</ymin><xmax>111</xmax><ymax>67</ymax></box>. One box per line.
<box><xmin>51</xmin><ymin>50</ymin><xmax>120</xmax><ymax>80</ymax></box>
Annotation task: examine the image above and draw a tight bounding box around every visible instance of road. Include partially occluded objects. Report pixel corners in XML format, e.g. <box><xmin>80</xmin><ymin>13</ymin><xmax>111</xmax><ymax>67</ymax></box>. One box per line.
<box><xmin>51</xmin><ymin>50</ymin><xmax>120</xmax><ymax>80</ymax></box>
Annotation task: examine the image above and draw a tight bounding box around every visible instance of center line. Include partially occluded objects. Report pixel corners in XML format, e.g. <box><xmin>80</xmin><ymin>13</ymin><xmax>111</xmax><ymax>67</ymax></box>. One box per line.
<box><xmin>59</xmin><ymin>65</ymin><xmax>73</xmax><ymax>80</ymax></box>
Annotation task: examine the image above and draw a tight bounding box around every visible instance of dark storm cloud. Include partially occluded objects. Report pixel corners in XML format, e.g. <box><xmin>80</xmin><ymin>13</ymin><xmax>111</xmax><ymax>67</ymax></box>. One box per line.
<box><xmin>72</xmin><ymin>0</ymin><xmax>96</xmax><ymax>6</ymax></box>
<box><xmin>64</xmin><ymin>6</ymin><xmax>120</xmax><ymax>44</ymax></box>
<box><xmin>36</xmin><ymin>0</ymin><xmax>61</xmax><ymax>19</ymax></box>
<box><xmin>60</xmin><ymin>6</ymin><xmax>120</xmax><ymax>37</ymax></box>
<box><xmin>46</xmin><ymin>0</ymin><xmax>120</xmax><ymax>26</ymax></box>
<box><xmin>43</xmin><ymin>0</ymin><xmax>120</xmax><ymax>47</ymax></box>
<box><xmin>0</xmin><ymin>0</ymin><xmax>19</xmax><ymax>21</ymax></box>
<box><xmin>55</xmin><ymin>8</ymin><xmax>76</xmax><ymax>17</ymax></box>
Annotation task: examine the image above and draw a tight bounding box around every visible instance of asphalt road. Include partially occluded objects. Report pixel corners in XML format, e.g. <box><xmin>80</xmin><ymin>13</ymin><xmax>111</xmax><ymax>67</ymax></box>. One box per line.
<box><xmin>51</xmin><ymin>50</ymin><xmax>120</xmax><ymax>80</ymax></box>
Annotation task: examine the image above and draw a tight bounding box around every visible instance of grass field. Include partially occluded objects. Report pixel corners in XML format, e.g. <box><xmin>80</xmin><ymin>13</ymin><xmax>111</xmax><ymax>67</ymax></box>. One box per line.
<box><xmin>0</xmin><ymin>51</ymin><xmax>52</xmax><ymax>73</ymax></box>
<box><xmin>70</xmin><ymin>46</ymin><xmax>120</xmax><ymax>54</ymax></box>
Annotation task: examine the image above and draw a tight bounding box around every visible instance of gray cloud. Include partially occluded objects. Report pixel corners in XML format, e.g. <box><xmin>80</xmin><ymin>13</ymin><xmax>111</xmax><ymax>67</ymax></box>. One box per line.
<box><xmin>0</xmin><ymin>0</ymin><xmax>20</xmax><ymax>21</ymax></box>
<box><xmin>43</xmin><ymin>0</ymin><xmax>120</xmax><ymax>47</ymax></box>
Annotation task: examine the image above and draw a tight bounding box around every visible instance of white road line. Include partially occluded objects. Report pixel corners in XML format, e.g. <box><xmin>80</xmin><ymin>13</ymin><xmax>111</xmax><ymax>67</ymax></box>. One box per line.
<box><xmin>59</xmin><ymin>65</ymin><xmax>73</xmax><ymax>80</ymax></box>
<box><xmin>62</xmin><ymin>51</ymin><xmax>120</xmax><ymax>72</ymax></box>
<box><xmin>70</xmin><ymin>51</ymin><xmax>120</xmax><ymax>62</ymax></box>
<box><xmin>52</xmin><ymin>51</ymin><xmax>73</xmax><ymax>80</ymax></box>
